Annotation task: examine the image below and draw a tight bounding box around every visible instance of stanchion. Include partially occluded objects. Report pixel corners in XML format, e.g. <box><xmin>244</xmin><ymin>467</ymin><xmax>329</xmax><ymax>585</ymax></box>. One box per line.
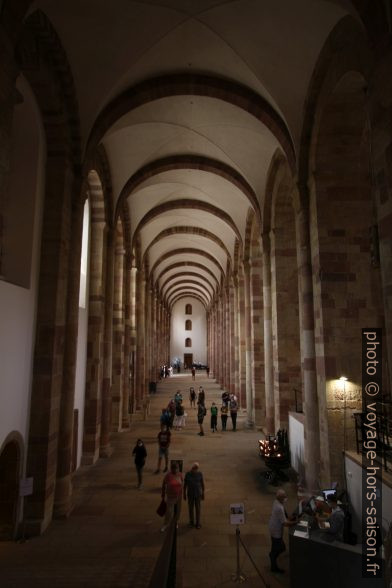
<box><xmin>232</xmin><ymin>526</ymin><xmax>246</xmax><ymax>583</ymax></box>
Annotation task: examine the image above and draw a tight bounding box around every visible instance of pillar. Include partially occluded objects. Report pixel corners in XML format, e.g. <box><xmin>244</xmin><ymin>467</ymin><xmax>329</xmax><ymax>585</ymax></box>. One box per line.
<box><xmin>262</xmin><ymin>233</ymin><xmax>275</xmax><ymax>434</ymax></box>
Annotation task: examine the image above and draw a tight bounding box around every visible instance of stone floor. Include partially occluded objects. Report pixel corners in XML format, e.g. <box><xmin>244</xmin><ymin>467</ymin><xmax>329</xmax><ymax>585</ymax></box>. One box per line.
<box><xmin>0</xmin><ymin>373</ymin><xmax>297</xmax><ymax>587</ymax></box>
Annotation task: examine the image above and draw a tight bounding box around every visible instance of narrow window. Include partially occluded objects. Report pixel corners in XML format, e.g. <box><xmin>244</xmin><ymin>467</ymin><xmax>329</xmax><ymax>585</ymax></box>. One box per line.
<box><xmin>185</xmin><ymin>338</ymin><xmax>192</xmax><ymax>348</ymax></box>
<box><xmin>185</xmin><ymin>319</ymin><xmax>192</xmax><ymax>330</ymax></box>
<box><xmin>185</xmin><ymin>304</ymin><xmax>192</xmax><ymax>315</ymax></box>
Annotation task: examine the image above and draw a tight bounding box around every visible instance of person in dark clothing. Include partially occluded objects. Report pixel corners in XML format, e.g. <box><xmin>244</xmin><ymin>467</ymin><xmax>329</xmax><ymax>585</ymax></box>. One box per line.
<box><xmin>221</xmin><ymin>391</ymin><xmax>230</xmax><ymax>406</ymax></box>
<box><xmin>189</xmin><ymin>387</ymin><xmax>196</xmax><ymax>408</ymax></box>
<box><xmin>132</xmin><ymin>439</ymin><xmax>147</xmax><ymax>489</ymax></box>
<box><xmin>229</xmin><ymin>394</ymin><xmax>238</xmax><ymax>431</ymax></box>
<box><xmin>210</xmin><ymin>402</ymin><xmax>218</xmax><ymax>432</ymax></box>
<box><xmin>197</xmin><ymin>401</ymin><xmax>206</xmax><ymax>436</ymax></box>
<box><xmin>220</xmin><ymin>403</ymin><xmax>228</xmax><ymax>430</ymax></box>
<box><xmin>183</xmin><ymin>462</ymin><xmax>205</xmax><ymax>528</ymax></box>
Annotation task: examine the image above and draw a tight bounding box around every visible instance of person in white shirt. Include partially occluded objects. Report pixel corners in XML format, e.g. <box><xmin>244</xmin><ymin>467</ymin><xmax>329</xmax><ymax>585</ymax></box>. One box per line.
<box><xmin>268</xmin><ymin>489</ymin><xmax>297</xmax><ymax>573</ymax></box>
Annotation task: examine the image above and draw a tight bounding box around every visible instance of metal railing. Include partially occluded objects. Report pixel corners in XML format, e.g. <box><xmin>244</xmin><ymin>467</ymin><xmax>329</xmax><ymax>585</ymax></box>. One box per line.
<box><xmin>148</xmin><ymin>517</ymin><xmax>177</xmax><ymax>588</ymax></box>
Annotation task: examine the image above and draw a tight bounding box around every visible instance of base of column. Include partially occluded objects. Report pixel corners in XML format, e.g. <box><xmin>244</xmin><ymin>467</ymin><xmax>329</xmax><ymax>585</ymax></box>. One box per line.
<box><xmin>22</xmin><ymin>516</ymin><xmax>51</xmax><ymax>538</ymax></box>
<box><xmin>53</xmin><ymin>475</ymin><xmax>74</xmax><ymax>519</ymax></box>
<box><xmin>121</xmin><ymin>416</ymin><xmax>130</xmax><ymax>429</ymax></box>
<box><xmin>99</xmin><ymin>443</ymin><xmax>113</xmax><ymax>458</ymax></box>
<box><xmin>81</xmin><ymin>448</ymin><xmax>100</xmax><ymax>466</ymax></box>
<box><xmin>245</xmin><ymin>419</ymin><xmax>255</xmax><ymax>429</ymax></box>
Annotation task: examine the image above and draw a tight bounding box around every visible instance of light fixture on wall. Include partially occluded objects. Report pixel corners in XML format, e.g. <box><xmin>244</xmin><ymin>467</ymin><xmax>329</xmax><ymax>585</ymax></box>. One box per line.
<box><xmin>340</xmin><ymin>376</ymin><xmax>348</xmax><ymax>452</ymax></box>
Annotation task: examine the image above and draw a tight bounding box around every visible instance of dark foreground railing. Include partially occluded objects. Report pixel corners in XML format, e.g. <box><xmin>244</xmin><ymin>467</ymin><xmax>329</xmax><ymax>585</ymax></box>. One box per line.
<box><xmin>148</xmin><ymin>517</ymin><xmax>177</xmax><ymax>588</ymax></box>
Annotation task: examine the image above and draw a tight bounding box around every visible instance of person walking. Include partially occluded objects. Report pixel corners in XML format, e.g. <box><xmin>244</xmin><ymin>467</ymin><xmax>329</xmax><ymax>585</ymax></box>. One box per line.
<box><xmin>191</xmin><ymin>366</ymin><xmax>196</xmax><ymax>380</ymax></box>
<box><xmin>161</xmin><ymin>461</ymin><xmax>183</xmax><ymax>531</ymax></box>
<box><xmin>210</xmin><ymin>402</ymin><xmax>218</xmax><ymax>432</ymax></box>
<box><xmin>132</xmin><ymin>438</ymin><xmax>147</xmax><ymax>489</ymax></box>
<box><xmin>229</xmin><ymin>394</ymin><xmax>238</xmax><ymax>431</ymax></box>
<box><xmin>206</xmin><ymin>365</ymin><xmax>210</xmax><ymax>378</ymax></box>
<box><xmin>155</xmin><ymin>424</ymin><xmax>171</xmax><ymax>473</ymax></box>
<box><xmin>220</xmin><ymin>403</ymin><xmax>228</xmax><ymax>431</ymax></box>
<box><xmin>189</xmin><ymin>387</ymin><xmax>196</xmax><ymax>408</ymax></box>
<box><xmin>174</xmin><ymin>400</ymin><xmax>185</xmax><ymax>430</ymax></box>
<box><xmin>197</xmin><ymin>401</ymin><xmax>206</xmax><ymax>436</ymax></box>
<box><xmin>268</xmin><ymin>489</ymin><xmax>297</xmax><ymax>573</ymax></box>
<box><xmin>198</xmin><ymin>386</ymin><xmax>205</xmax><ymax>405</ymax></box>
<box><xmin>183</xmin><ymin>462</ymin><xmax>205</xmax><ymax>529</ymax></box>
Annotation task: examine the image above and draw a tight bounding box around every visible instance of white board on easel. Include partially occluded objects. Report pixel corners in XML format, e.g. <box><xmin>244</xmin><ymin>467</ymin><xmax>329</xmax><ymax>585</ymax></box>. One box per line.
<box><xmin>230</xmin><ymin>502</ymin><xmax>245</xmax><ymax>525</ymax></box>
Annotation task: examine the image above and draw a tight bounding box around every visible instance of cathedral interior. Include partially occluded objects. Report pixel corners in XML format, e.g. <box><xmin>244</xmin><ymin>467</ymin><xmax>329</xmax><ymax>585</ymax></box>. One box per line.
<box><xmin>0</xmin><ymin>1</ymin><xmax>392</xmax><ymax>586</ymax></box>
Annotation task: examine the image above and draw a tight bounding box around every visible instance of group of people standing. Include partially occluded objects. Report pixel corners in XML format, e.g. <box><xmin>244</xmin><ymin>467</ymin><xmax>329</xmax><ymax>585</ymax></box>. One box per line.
<box><xmin>130</xmin><ymin>382</ymin><xmax>238</xmax><ymax>531</ymax></box>
<box><xmin>191</xmin><ymin>387</ymin><xmax>239</xmax><ymax>435</ymax></box>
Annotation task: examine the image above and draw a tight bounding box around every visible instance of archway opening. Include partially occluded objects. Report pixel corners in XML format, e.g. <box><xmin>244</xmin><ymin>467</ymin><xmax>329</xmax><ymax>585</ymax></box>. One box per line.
<box><xmin>0</xmin><ymin>441</ymin><xmax>19</xmax><ymax>540</ymax></box>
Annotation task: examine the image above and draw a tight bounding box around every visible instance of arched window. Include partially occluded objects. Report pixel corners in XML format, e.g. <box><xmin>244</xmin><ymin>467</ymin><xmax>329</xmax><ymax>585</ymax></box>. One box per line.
<box><xmin>185</xmin><ymin>319</ymin><xmax>192</xmax><ymax>330</ymax></box>
<box><xmin>185</xmin><ymin>304</ymin><xmax>192</xmax><ymax>315</ymax></box>
<box><xmin>185</xmin><ymin>338</ymin><xmax>192</xmax><ymax>348</ymax></box>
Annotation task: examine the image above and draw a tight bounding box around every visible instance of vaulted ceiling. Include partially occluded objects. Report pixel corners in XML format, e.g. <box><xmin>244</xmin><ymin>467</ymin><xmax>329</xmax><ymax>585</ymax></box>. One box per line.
<box><xmin>30</xmin><ymin>0</ymin><xmax>357</xmax><ymax>308</ymax></box>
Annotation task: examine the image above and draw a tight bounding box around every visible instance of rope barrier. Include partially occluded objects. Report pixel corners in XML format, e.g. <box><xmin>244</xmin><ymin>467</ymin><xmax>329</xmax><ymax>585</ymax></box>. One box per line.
<box><xmin>237</xmin><ymin>532</ymin><xmax>270</xmax><ymax>587</ymax></box>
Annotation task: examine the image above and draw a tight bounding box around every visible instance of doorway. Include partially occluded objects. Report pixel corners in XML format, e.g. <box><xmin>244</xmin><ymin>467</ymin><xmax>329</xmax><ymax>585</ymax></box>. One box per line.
<box><xmin>184</xmin><ymin>353</ymin><xmax>193</xmax><ymax>369</ymax></box>
<box><xmin>0</xmin><ymin>441</ymin><xmax>19</xmax><ymax>540</ymax></box>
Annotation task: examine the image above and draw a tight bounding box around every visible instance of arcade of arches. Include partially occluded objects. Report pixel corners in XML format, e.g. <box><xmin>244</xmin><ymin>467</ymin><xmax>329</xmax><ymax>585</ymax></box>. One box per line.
<box><xmin>0</xmin><ymin>0</ymin><xmax>391</xmax><ymax>543</ymax></box>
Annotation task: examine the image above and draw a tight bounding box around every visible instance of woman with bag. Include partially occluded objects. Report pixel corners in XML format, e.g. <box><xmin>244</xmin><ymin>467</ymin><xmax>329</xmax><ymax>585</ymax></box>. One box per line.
<box><xmin>160</xmin><ymin>461</ymin><xmax>183</xmax><ymax>531</ymax></box>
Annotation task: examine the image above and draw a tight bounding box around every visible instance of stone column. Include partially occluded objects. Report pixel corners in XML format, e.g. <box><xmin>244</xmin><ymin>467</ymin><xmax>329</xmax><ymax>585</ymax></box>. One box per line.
<box><xmin>121</xmin><ymin>255</ymin><xmax>131</xmax><ymax>429</ymax></box>
<box><xmin>232</xmin><ymin>275</ymin><xmax>241</xmax><ymax>399</ymax></box>
<box><xmin>250</xmin><ymin>254</ymin><xmax>264</xmax><ymax>426</ymax></box>
<box><xmin>111</xmin><ymin>239</ymin><xmax>125</xmax><ymax>430</ymax></box>
<box><xmin>128</xmin><ymin>265</ymin><xmax>137</xmax><ymax>414</ymax></box>
<box><xmin>262</xmin><ymin>234</ymin><xmax>275</xmax><ymax>434</ymax></box>
<box><xmin>100</xmin><ymin>227</ymin><xmax>114</xmax><ymax>457</ymax></box>
<box><xmin>229</xmin><ymin>279</ymin><xmax>236</xmax><ymax>394</ymax></box>
<box><xmin>135</xmin><ymin>267</ymin><xmax>146</xmax><ymax>410</ymax></box>
<box><xmin>54</xmin><ymin>187</ymin><xmax>83</xmax><ymax>518</ymax></box>
<box><xmin>295</xmin><ymin>198</ymin><xmax>320</xmax><ymax>492</ymax></box>
<box><xmin>218</xmin><ymin>296</ymin><xmax>224</xmax><ymax>387</ymax></box>
<box><xmin>224</xmin><ymin>286</ymin><xmax>231</xmax><ymax>390</ymax></box>
<box><xmin>82</xmin><ymin>209</ymin><xmax>106</xmax><ymax>465</ymax></box>
<box><xmin>238</xmin><ymin>267</ymin><xmax>246</xmax><ymax>408</ymax></box>
<box><xmin>25</xmin><ymin>157</ymin><xmax>75</xmax><ymax>535</ymax></box>
<box><xmin>244</xmin><ymin>260</ymin><xmax>252</xmax><ymax>421</ymax></box>
<box><xmin>144</xmin><ymin>278</ymin><xmax>151</xmax><ymax>397</ymax></box>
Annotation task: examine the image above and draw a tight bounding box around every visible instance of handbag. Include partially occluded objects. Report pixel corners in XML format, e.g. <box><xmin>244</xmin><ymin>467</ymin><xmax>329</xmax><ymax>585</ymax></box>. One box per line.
<box><xmin>156</xmin><ymin>498</ymin><xmax>167</xmax><ymax>517</ymax></box>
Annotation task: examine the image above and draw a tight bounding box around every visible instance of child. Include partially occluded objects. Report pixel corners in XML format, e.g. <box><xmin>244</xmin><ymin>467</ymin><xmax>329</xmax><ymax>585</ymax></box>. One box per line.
<box><xmin>132</xmin><ymin>438</ymin><xmax>147</xmax><ymax>489</ymax></box>
<box><xmin>220</xmin><ymin>403</ymin><xmax>228</xmax><ymax>430</ymax></box>
<box><xmin>210</xmin><ymin>402</ymin><xmax>218</xmax><ymax>432</ymax></box>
